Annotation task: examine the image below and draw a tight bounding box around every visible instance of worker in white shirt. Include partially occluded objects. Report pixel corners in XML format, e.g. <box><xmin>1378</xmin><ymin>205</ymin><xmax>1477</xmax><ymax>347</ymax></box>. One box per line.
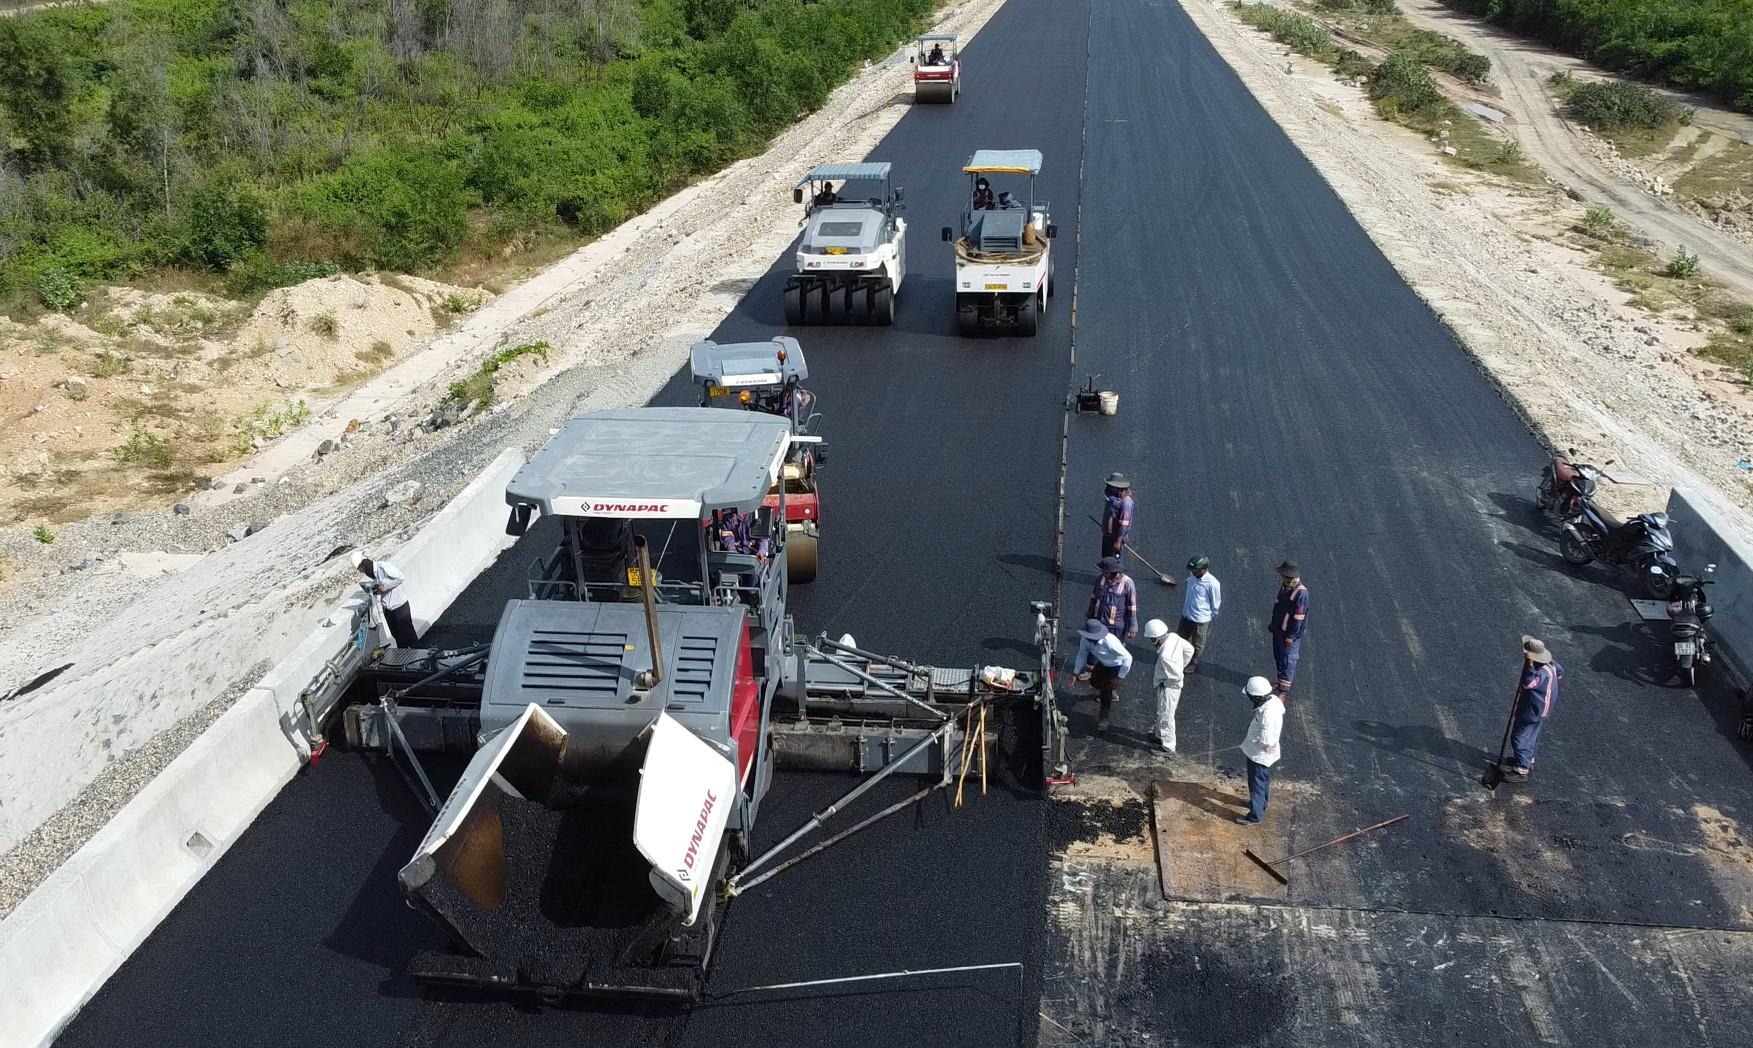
<box><xmin>1144</xmin><ymin>619</ymin><xmax>1195</xmax><ymax>754</ymax></box>
<box><xmin>1178</xmin><ymin>556</ymin><xmax>1220</xmax><ymax>672</ymax></box>
<box><xmin>1071</xmin><ymin>617</ymin><xmax>1133</xmax><ymax>736</ymax></box>
<box><xmin>1236</xmin><ymin>676</ymin><xmax>1284</xmax><ymax>825</ymax></box>
<box><xmin>351</xmin><ymin>549</ymin><xmax>418</xmax><ymax>648</ymax></box>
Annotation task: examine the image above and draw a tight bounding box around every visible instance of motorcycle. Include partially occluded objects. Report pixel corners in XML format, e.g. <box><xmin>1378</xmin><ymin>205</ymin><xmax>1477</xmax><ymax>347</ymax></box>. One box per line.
<box><xmin>1537</xmin><ymin>448</ymin><xmax>1607</xmax><ymax>521</ymax></box>
<box><xmin>1667</xmin><ymin>565</ymin><xmax>1716</xmax><ymax>688</ymax></box>
<box><xmin>1559</xmin><ymin>506</ymin><xmax>1678</xmax><ymax>599</ymax></box>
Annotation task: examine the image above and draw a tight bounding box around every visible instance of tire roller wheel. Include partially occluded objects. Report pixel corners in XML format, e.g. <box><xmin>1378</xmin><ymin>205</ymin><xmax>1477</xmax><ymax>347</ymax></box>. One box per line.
<box><xmin>873</xmin><ymin>283</ymin><xmax>895</xmax><ymax>326</ymax></box>
<box><xmin>783</xmin><ymin>284</ymin><xmax>803</xmax><ymax>324</ymax></box>
<box><xmin>787</xmin><ymin>532</ymin><xmax>818</xmax><ymax>584</ymax></box>
<box><xmin>803</xmin><ymin>284</ymin><xmax>826</xmax><ymax>324</ymax></box>
<box><xmin>1017</xmin><ymin>295</ymin><xmax>1039</xmax><ymax>336</ymax></box>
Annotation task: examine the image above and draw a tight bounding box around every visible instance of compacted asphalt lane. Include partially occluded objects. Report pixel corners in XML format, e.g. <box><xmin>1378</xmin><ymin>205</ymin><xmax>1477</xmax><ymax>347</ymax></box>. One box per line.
<box><xmin>52</xmin><ymin>0</ymin><xmax>1753</xmax><ymax>1045</ymax></box>
<box><xmin>57</xmin><ymin>2</ymin><xmax>1086</xmax><ymax>1046</ymax></box>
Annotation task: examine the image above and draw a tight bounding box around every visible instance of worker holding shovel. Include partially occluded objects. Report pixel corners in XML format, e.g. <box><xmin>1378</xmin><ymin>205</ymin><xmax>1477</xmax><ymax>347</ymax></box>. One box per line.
<box><xmin>1499</xmin><ymin>637</ymin><xmax>1564</xmax><ymax>782</ymax></box>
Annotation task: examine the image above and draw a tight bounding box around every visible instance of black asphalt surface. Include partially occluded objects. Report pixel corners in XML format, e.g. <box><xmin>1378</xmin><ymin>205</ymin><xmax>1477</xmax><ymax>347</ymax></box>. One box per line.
<box><xmin>55</xmin><ymin>0</ymin><xmax>1753</xmax><ymax>1045</ymax></box>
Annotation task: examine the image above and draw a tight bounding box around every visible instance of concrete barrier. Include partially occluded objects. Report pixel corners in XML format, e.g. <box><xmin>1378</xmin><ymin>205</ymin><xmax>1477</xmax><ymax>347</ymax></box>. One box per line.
<box><xmin>0</xmin><ymin>448</ymin><xmax>524</xmax><ymax>1048</ymax></box>
<box><xmin>1666</xmin><ymin>487</ymin><xmax>1753</xmax><ymax>690</ymax></box>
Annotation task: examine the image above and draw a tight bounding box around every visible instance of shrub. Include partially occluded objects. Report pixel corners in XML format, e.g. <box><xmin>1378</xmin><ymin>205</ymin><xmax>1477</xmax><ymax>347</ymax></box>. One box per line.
<box><xmin>309</xmin><ymin>311</ymin><xmax>338</xmax><ymax>337</ymax></box>
<box><xmin>32</xmin><ymin>524</ymin><xmax>54</xmax><ymax>544</ymax></box>
<box><xmin>1333</xmin><ymin>48</ymin><xmax>1374</xmax><ymax>80</ymax></box>
<box><xmin>1564</xmin><ymin>80</ymin><xmax>1677</xmax><ymax>131</ymax></box>
<box><xmin>1362</xmin><ymin>0</ymin><xmax>1397</xmax><ymax>12</ymax></box>
<box><xmin>445</xmin><ymin>341</ymin><xmax>550</xmax><ymax>408</ymax></box>
<box><xmin>1664</xmin><ymin>247</ymin><xmax>1700</xmax><ymax>279</ymax></box>
<box><xmin>114</xmin><ymin>427</ymin><xmax>172</xmax><ymax>468</ymax></box>
<box><xmin>225</xmin><ymin>256</ymin><xmax>339</xmax><ymax>297</ymax></box>
<box><xmin>1491</xmin><ymin>140</ymin><xmax>1525</xmax><ymax>165</ymax></box>
<box><xmin>1369</xmin><ymin>53</ymin><xmax>1445</xmax><ymax>118</ymax></box>
<box><xmin>91</xmin><ymin>348</ymin><xmax>130</xmax><ymax>377</ymax></box>
<box><xmin>1234</xmin><ymin>4</ymin><xmax>1333</xmax><ymax>57</ymax></box>
<box><xmin>179</xmin><ymin>172</ymin><xmax>269</xmax><ymax>270</ymax></box>
<box><xmin>1582</xmin><ymin>205</ymin><xmax>1616</xmax><ymax>236</ymax></box>
<box><xmin>294</xmin><ymin>150</ymin><xmax>473</xmax><ymax>272</ymax></box>
<box><xmin>34</xmin><ymin>266</ymin><xmax>82</xmax><ymax>311</ymax></box>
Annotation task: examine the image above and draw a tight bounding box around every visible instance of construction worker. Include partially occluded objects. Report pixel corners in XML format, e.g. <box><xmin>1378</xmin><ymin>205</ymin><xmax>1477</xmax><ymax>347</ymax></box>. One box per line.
<box><xmin>927</xmin><ymin>42</ymin><xmax>945</xmax><ymax>64</ymax></box>
<box><xmin>1502</xmin><ymin>637</ymin><xmax>1564</xmax><ymax>781</ymax></box>
<box><xmin>1100</xmin><ymin>472</ymin><xmax>1134</xmax><ymax>560</ymax></box>
<box><xmin>351</xmin><ymin>549</ymin><xmax>418</xmax><ymax>648</ymax></box>
<box><xmin>713</xmin><ymin>508</ymin><xmax>770</xmax><ymax>564</ymax></box>
<box><xmin>1236</xmin><ymin>676</ymin><xmax>1284</xmax><ymax>824</ymax></box>
<box><xmin>1144</xmin><ymin>618</ymin><xmax>1195</xmax><ymax>753</ymax></box>
<box><xmin>1088</xmin><ymin>556</ymin><xmax>1138</xmax><ymax>639</ymax></box>
<box><xmin>973</xmin><ymin>177</ymin><xmax>994</xmax><ymax>210</ymax></box>
<box><xmin>1269</xmin><ymin>560</ymin><xmax>1309</xmax><ymax>699</ymax></box>
<box><xmin>813</xmin><ymin>182</ymin><xmax>839</xmax><ymax>206</ymax></box>
<box><xmin>1179</xmin><ymin>556</ymin><xmax>1220</xmax><ymax>672</ymax></box>
<box><xmin>1071</xmin><ymin>618</ymin><xmax>1133</xmax><ymax>735</ymax></box>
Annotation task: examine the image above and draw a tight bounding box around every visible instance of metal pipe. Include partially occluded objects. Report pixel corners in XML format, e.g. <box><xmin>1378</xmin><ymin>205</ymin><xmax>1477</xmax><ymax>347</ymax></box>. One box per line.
<box><xmin>729</xmin><ymin>708</ymin><xmax>969</xmax><ymax>889</ymax></box>
<box><xmin>815</xmin><ymin>633</ymin><xmax>932</xmax><ymax>676</ymax></box>
<box><xmin>729</xmin><ymin>785</ymin><xmax>938</xmax><ymax>895</ymax></box>
<box><xmin>635</xmin><ymin>537</ymin><xmax>664</xmax><ymax>686</ymax></box>
<box><xmin>383</xmin><ymin>644</ymin><xmax>490</xmax><ymax>703</ymax></box>
<box><xmin>805</xmin><ymin>644</ymin><xmax>947</xmax><ymax>722</ymax></box>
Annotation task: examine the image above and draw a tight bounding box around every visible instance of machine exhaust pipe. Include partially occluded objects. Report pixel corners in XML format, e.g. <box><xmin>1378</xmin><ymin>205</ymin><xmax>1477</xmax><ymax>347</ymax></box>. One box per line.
<box><xmin>634</xmin><ymin>536</ymin><xmax>664</xmax><ymax>688</ymax></box>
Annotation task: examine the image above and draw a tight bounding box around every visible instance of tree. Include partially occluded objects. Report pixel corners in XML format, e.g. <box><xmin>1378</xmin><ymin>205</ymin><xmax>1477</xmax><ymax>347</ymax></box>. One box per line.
<box><xmin>0</xmin><ymin>21</ymin><xmax>78</xmax><ymax>171</ymax></box>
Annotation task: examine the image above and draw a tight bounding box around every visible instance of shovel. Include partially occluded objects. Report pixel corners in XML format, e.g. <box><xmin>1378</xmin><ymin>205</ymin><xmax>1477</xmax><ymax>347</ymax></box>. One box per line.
<box><xmin>1084</xmin><ymin>515</ymin><xmax>1176</xmax><ymax>586</ymax></box>
<box><xmin>1481</xmin><ymin>682</ymin><xmax>1523</xmax><ymax>791</ymax></box>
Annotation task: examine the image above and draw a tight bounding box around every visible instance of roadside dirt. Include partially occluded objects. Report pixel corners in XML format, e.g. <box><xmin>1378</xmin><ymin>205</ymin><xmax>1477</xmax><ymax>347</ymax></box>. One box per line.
<box><xmin>1191</xmin><ymin>0</ymin><xmax>1753</xmax><ymax>533</ymax></box>
<box><xmin>0</xmin><ymin>274</ymin><xmax>486</xmax><ymax>525</ymax></box>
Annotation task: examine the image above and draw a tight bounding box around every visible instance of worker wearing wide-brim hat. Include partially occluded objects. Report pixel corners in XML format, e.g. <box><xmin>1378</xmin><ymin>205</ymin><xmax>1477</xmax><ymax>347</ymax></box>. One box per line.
<box><xmin>1503</xmin><ymin>636</ymin><xmax>1564</xmax><ymax>781</ymax></box>
<box><xmin>1101</xmin><ymin>472</ymin><xmax>1134</xmax><ymax>561</ymax></box>
<box><xmin>1089</xmin><ymin>555</ymin><xmax>1139</xmax><ymax>640</ymax></box>
<box><xmin>1071</xmin><ymin>618</ymin><xmax>1134</xmax><ymax>736</ymax></box>
<box><xmin>1269</xmin><ymin>560</ymin><xmax>1309</xmax><ymax>700</ymax></box>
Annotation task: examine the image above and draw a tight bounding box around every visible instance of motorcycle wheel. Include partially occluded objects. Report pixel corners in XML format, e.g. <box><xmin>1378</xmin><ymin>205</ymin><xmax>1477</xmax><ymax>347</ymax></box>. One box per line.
<box><xmin>1678</xmin><ymin>655</ymin><xmax>1696</xmax><ymax>688</ymax></box>
<box><xmin>1644</xmin><ymin>569</ymin><xmax>1673</xmax><ymax>601</ymax></box>
<box><xmin>1560</xmin><ymin>534</ymin><xmax>1592</xmax><ymax>565</ymax></box>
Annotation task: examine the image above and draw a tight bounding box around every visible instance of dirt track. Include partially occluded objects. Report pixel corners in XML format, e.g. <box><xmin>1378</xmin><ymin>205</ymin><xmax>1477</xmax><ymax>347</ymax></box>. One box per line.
<box><xmin>1393</xmin><ymin>0</ymin><xmax>1753</xmax><ymax>297</ymax></box>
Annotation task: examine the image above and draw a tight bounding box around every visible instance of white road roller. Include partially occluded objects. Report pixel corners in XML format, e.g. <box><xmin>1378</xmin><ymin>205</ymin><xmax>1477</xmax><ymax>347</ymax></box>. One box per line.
<box><xmin>784</xmin><ymin>162</ymin><xmax>907</xmax><ymax>326</ymax></box>
<box><xmin>940</xmin><ymin>149</ymin><xmax>1056</xmax><ymax>337</ymax></box>
<box><xmin>911</xmin><ymin>34</ymin><xmax>960</xmax><ymax>103</ymax></box>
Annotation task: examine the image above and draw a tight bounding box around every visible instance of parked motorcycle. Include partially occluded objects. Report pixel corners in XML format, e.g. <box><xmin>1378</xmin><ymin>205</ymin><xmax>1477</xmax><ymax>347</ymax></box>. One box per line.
<box><xmin>1537</xmin><ymin>448</ymin><xmax>1607</xmax><ymax>521</ymax></box>
<box><xmin>1667</xmin><ymin>565</ymin><xmax>1716</xmax><ymax>688</ymax></box>
<box><xmin>1559</xmin><ymin>506</ymin><xmax>1678</xmax><ymax>598</ymax></box>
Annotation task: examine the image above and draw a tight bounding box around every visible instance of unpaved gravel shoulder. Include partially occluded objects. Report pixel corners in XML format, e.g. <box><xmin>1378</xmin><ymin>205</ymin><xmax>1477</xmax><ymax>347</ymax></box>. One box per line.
<box><xmin>0</xmin><ymin>0</ymin><xmax>1009</xmax><ymax>917</ymax></box>
<box><xmin>1182</xmin><ymin>0</ymin><xmax>1753</xmax><ymax>539</ymax></box>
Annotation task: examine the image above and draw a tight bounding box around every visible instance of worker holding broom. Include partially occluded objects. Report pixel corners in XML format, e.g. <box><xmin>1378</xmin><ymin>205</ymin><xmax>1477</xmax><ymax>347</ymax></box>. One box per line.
<box><xmin>1089</xmin><ymin>556</ymin><xmax>1139</xmax><ymax>640</ymax></box>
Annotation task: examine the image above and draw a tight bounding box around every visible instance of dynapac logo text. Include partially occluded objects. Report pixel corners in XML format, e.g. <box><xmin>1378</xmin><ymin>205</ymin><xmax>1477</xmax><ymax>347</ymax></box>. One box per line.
<box><xmin>592</xmin><ymin>502</ymin><xmax>667</xmax><ymax>513</ymax></box>
<box><xmin>681</xmin><ymin>790</ymin><xmax>719</xmax><ymax>871</ymax></box>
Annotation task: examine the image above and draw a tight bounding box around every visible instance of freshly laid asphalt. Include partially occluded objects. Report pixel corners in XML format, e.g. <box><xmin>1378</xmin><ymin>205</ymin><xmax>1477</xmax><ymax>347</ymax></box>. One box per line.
<box><xmin>54</xmin><ymin>0</ymin><xmax>1753</xmax><ymax>1046</ymax></box>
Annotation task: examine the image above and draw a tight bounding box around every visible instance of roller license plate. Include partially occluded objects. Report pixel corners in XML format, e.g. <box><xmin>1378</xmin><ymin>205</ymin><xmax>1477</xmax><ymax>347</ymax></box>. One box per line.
<box><xmin>625</xmin><ymin>567</ymin><xmax>644</xmax><ymax>587</ymax></box>
<box><xmin>984</xmin><ymin>282</ymin><xmax>1007</xmax><ymax>290</ymax></box>
<box><xmin>825</xmin><ymin>247</ymin><xmax>849</xmax><ymax>255</ymax></box>
<box><xmin>1674</xmin><ymin>640</ymin><xmax>1696</xmax><ymax>656</ymax></box>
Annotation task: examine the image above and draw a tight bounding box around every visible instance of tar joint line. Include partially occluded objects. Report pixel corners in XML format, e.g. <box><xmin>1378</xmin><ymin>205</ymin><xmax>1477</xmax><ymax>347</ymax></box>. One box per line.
<box><xmin>712</xmin><ymin>961</ymin><xmax>1023</xmax><ymax>997</ymax></box>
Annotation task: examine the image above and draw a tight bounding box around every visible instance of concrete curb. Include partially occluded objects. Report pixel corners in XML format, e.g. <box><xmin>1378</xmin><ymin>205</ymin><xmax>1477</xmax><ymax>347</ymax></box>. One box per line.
<box><xmin>0</xmin><ymin>448</ymin><xmax>524</xmax><ymax>1048</ymax></box>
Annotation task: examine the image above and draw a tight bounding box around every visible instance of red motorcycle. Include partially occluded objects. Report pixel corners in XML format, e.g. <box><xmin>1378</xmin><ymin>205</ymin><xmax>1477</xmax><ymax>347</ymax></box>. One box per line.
<box><xmin>1537</xmin><ymin>448</ymin><xmax>1607</xmax><ymax>522</ymax></box>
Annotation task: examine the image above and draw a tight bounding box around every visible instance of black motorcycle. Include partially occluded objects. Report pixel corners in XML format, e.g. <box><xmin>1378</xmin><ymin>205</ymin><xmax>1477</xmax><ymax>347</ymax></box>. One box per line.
<box><xmin>1667</xmin><ymin>565</ymin><xmax>1716</xmax><ymax>688</ymax></box>
<box><xmin>1559</xmin><ymin>506</ymin><xmax>1678</xmax><ymax>598</ymax></box>
<box><xmin>1537</xmin><ymin>448</ymin><xmax>1607</xmax><ymax>522</ymax></box>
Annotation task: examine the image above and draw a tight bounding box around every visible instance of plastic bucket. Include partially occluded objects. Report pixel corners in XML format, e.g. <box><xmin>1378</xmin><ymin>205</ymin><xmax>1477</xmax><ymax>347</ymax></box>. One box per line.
<box><xmin>1098</xmin><ymin>391</ymin><xmax>1119</xmax><ymax>416</ymax></box>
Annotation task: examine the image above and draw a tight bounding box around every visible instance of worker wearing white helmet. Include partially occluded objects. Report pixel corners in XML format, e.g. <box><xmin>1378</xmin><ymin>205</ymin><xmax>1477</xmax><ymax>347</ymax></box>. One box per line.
<box><xmin>1143</xmin><ymin>619</ymin><xmax>1195</xmax><ymax>754</ymax></box>
<box><xmin>351</xmin><ymin>548</ymin><xmax>418</xmax><ymax>647</ymax></box>
<box><xmin>1237</xmin><ymin>676</ymin><xmax>1285</xmax><ymax>825</ymax></box>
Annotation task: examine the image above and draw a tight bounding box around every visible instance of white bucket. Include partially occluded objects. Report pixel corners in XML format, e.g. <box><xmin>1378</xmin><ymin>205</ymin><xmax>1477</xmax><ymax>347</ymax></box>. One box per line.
<box><xmin>1098</xmin><ymin>391</ymin><xmax>1119</xmax><ymax>416</ymax></box>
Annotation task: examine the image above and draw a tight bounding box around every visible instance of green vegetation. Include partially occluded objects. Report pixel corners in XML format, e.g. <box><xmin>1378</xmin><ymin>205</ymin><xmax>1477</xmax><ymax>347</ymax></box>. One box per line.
<box><xmin>447</xmin><ymin>340</ymin><xmax>550</xmax><ymax>407</ymax></box>
<box><xmin>1664</xmin><ymin>247</ymin><xmax>1701</xmax><ymax>279</ymax></box>
<box><xmin>32</xmin><ymin>524</ymin><xmax>54</xmax><ymax>544</ymax></box>
<box><xmin>114</xmin><ymin>426</ymin><xmax>173</xmax><ymax>468</ymax></box>
<box><xmin>1450</xmin><ymin>0</ymin><xmax>1753</xmax><ymax>113</ymax></box>
<box><xmin>1580</xmin><ymin>205</ymin><xmax>1616</xmax><ymax>237</ymax></box>
<box><xmin>0</xmin><ymin>0</ymin><xmax>935</xmax><ymax>310</ymax></box>
<box><xmin>1551</xmin><ymin>75</ymin><xmax>1679</xmax><ymax>131</ymax></box>
<box><xmin>229</xmin><ymin>398</ymin><xmax>311</xmax><ymax>453</ymax></box>
<box><xmin>1235</xmin><ymin>3</ymin><xmax>1331</xmax><ymax>55</ymax></box>
<box><xmin>1369</xmin><ymin>52</ymin><xmax>1445</xmax><ymax>119</ymax></box>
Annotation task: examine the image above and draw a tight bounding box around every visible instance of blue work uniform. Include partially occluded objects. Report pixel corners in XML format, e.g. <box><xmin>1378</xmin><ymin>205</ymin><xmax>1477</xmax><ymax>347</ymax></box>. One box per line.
<box><xmin>1510</xmin><ymin>661</ymin><xmax>1563</xmax><ymax>769</ymax></box>
<box><xmin>1102</xmin><ymin>491</ymin><xmax>1134</xmax><ymax>559</ymax></box>
<box><xmin>1269</xmin><ymin>583</ymin><xmax>1309</xmax><ymax>693</ymax></box>
<box><xmin>1089</xmin><ymin>573</ymin><xmax>1139</xmax><ymax>637</ymax></box>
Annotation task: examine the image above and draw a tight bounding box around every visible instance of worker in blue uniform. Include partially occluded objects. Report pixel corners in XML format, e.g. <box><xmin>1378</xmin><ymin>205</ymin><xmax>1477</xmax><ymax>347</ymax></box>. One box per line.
<box><xmin>1089</xmin><ymin>556</ymin><xmax>1139</xmax><ymax>640</ymax></box>
<box><xmin>1269</xmin><ymin>560</ymin><xmax>1309</xmax><ymax>699</ymax></box>
<box><xmin>1503</xmin><ymin>637</ymin><xmax>1563</xmax><ymax>781</ymax></box>
<box><xmin>1101</xmin><ymin>472</ymin><xmax>1134</xmax><ymax>561</ymax></box>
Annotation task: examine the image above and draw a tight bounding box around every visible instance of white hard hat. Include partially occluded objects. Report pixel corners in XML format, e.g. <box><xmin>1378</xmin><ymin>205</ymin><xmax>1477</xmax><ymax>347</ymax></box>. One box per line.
<box><xmin>348</xmin><ymin>548</ymin><xmax>367</xmax><ymax>569</ymax></box>
<box><xmin>1143</xmin><ymin>619</ymin><xmax>1169</xmax><ymax>641</ymax></box>
<box><xmin>1244</xmin><ymin>676</ymin><xmax>1274</xmax><ymax>698</ymax></box>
